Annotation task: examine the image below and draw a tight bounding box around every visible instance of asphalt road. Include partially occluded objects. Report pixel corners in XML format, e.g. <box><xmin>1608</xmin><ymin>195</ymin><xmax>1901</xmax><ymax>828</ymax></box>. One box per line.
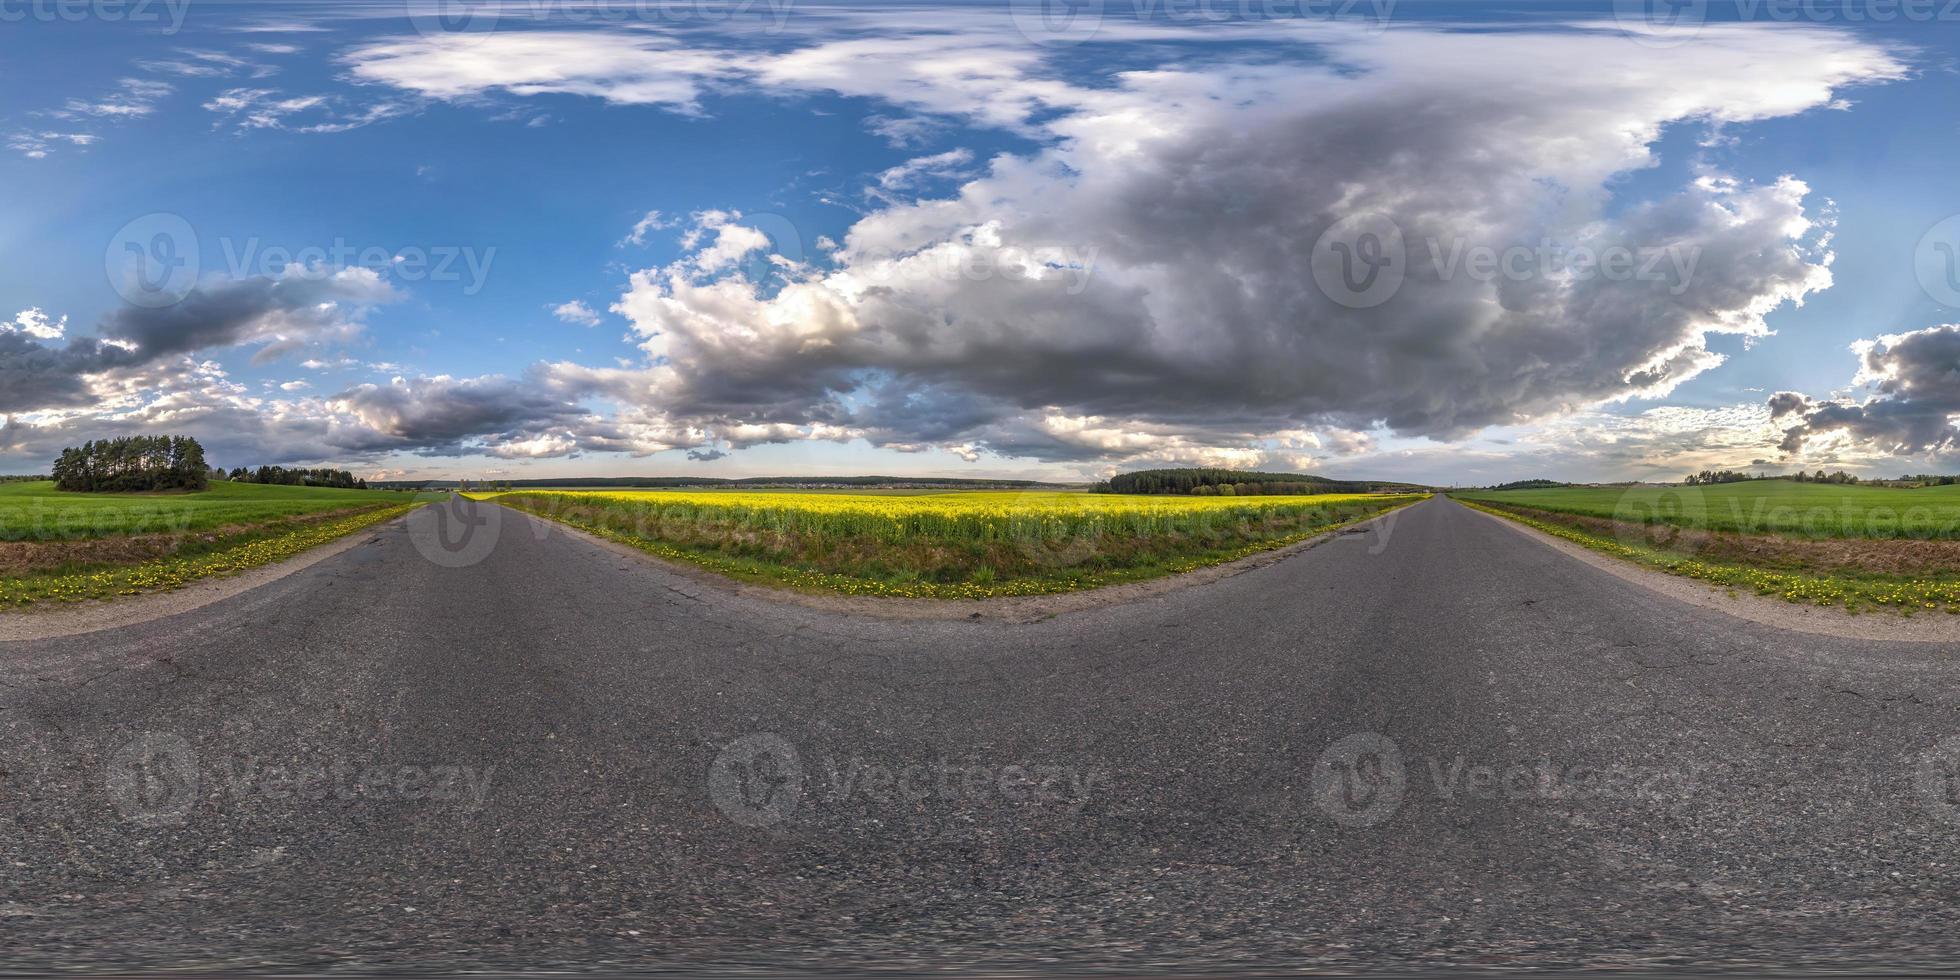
<box><xmin>2</xmin><ymin>495</ymin><xmax>1958</xmax><ymax>973</ymax></box>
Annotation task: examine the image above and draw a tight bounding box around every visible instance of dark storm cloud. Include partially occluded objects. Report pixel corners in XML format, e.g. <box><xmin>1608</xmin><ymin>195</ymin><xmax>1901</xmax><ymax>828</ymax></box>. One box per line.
<box><xmin>1775</xmin><ymin>325</ymin><xmax>1960</xmax><ymax>457</ymax></box>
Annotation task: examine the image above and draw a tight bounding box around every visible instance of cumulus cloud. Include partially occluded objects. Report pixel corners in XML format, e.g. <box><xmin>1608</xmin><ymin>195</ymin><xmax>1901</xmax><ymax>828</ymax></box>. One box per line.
<box><xmin>17</xmin><ymin>18</ymin><xmax>1916</xmax><ymax>473</ymax></box>
<box><xmin>326</xmin><ymin>374</ymin><xmax>594</xmax><ymax>455</ymax></box>
<box><xmin>1772</xmin><ymin>324</ymin><xmax>1960</xmax><ymax>458</ymax></box>
<box><xmin>0</xmin><ymin>268</ymin><xmax>398</xmax><ymax>416</ymax></box>
<box><xmin>96</xmin><ymin>266</ymin><xmax>396</xmax><ymax>364</ymax></box>
<box><xmin>521</xmin><ymin>22</ymin><xmax>1895</xmax><ymax>465</ymax></box>
<box><xmin>7</xmin><ymin>309</ymin><xmax>66</xmax><ymax>341</ymax></box>
<box><xmin>552</xmin><ymin>300</ymin><xmax>602</xmax><ymax>326</ymax></box>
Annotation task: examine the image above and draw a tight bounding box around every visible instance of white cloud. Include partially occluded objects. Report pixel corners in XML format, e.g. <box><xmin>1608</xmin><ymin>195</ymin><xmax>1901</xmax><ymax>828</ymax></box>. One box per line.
<box><xmin>204</xmin><ymin>87</ymin><xmax>407</xmax><ymax>133</ymax></box>
<box><xmin>344</xmin><ymin>32</ymin><xmax>738</xmax><ymax>112</ymax></box>
<box><xmin>59</xmin><ymin>77</ymin><xmax>174</xmax><ymax>118</ymax></box>
<box><xmin>552</xmin><ymin>300</ymin><xmax>602</xmax><ymax>326</ymax></box>
<box><xmin>5</xmin><ymin>308</ymin><xmax>66</xmax><ymax>340</ymax></box>
<box><xmin>618</xmin><ymin>209</ymin><xmax>675</xmax><ymax>247</ymax></box>
<box><xmin>572</xmin><ymin>23</ymin><xmax>1900</xmax><ymax>464</ymax></box>
<box><xmin>874</xmin><ymin>148</ymin><xmax>974</xmax><ymax>192</ymax></box>
<box><xmin>6</xmin><ymin>131</ymin><xmax>98</xmax><ymax>159</ymax></box>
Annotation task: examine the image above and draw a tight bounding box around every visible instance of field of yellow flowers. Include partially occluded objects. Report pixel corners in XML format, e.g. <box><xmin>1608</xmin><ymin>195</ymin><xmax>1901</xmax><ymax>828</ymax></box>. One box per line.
<box><xmin>478</xmin><ymin>489</ymin><xmax>1424</xmax><ymax>598</ymax></box>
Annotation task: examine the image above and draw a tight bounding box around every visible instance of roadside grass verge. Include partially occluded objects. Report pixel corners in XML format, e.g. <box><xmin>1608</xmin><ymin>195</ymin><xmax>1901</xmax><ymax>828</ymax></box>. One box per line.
<box><xmin>1456</xmin><ymin>480</ymin><xmax>1960</xmax><ymax>538</ymax></box>
<box><xmin>0</xmin><ymin>502</ymin><xmax>419</xmax><ymax>608</ymax></box>
<box><xmin>0</xmin><ymin>480</ymin><xmax>413</xmax><ymax>540</ymax></box>
<box><xmin>1458</xmin><ymin>498</ymin><xmax>1960</xmax><ymax>614</ymax></box>
<box><xmin>483</xmin><ymin>489</ymin><xmax>1426</xmax><ymax>598</ymax></box>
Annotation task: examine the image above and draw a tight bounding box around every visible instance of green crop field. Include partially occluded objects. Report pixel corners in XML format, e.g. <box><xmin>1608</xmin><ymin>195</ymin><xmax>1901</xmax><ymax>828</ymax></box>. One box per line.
<box><xmin>476</xmin><ymin>488</ymin><xmax>1426</xmax><ymax>598</ymax></box>
<box><xmin>1456</xmin><ymin>480</ymin><xmax>1960</xmax><ymax>613</ymax></box>
<box><xmin>0</xmin><ymin>480</ymin><xmax>409</xmax><ymax>541</ymax></box>
<box><xmin>0</xmin><ymin>481</ymin><xmax>429</xmax><ymax>607</ymax></box>
<box><xmin>1459</xmin><ymin>481</ymin><xmax>1960</xmax><ymax>539</ymax></box>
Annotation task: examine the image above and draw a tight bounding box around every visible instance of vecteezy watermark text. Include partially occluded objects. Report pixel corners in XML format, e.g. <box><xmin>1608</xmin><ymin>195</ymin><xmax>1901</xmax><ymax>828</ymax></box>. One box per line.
<box><xmin>1312</xmin><ymin>732</ymin><xmax>1714</xmax><ymax>829</ymax></box>
<box><xmin>107</xmin><ymin>212</ymin><xmax>498</xmax><ymax>308</ymax></box>
<box><xmin>1311</xmin><ymin>214</ymin><xmax>1701</xmax><ymax>309</ymax></box>
<box><xmin>0</xmin><ymin>0</ymin><xmax>189</xmax><ymax>30</ymax></box>
<box><xmin>709</xmin><ymin>733</ymin><xmax>1107</xmax><ymax>827</ymax></box>
<box><xmin>217</xmin><ymin>237</ymin><xmax>496</xmax><ymax>294</ymax></box>
<box><xmin>105</xmin><ymin>733</ymin><xmax>494</xmax><ymax>827</ymax></box>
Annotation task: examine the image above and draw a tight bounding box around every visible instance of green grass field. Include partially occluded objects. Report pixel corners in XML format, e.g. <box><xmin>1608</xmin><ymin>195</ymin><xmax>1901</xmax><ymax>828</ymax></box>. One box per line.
<box><xmin>1458</xmin><ymin>481</ymin><xmax>1960</xmax><ymax>539</ymax></box>
<box><xmin>0</xmin><ymin>481</ymin><xmax>429</xmax><ymax>608</ymax></box>
<box><xmin>1456</xmin><ymin>481</ymin><xmax>1960</xmax><ymax>613</ymax></box>
<box><xmin>479</xmin><ymin>488</ymin><xmax>1425</xmax><ymax>598</ymax></box>
<box><xmin>0</xmin><ymin>480</ymin><xmax>409</xmax><ymax>541</ymax></box>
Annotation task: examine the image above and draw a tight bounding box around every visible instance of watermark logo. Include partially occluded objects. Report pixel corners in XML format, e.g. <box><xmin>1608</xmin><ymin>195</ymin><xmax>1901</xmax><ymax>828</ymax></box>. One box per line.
<box><xmin>1915</xmin><ymin>214</ymin><xmax>1960</xmax><ymax>309</ymax></box>
<box><xmin>1312</xmin><ymin>212</ymin><xmax>1405</xmax><ymax>309</ymax></box>
<box><xmin>736</xmin><ymin>210</ymin><xmax>806</xmax><ymax>285</ymax></box>
<box><xmin>406</xmin><ymin>0</ymin><xmax>501</xmax><ymax>35</ymax></box>
<box><xmin>709</xmin><ymin>733</ymin><xmax>804</xmax><ymax>827</ymax></box>
<box><xmin>1610</xmin><ymin>483</ymin><xmax>1705</xmax><ymax>552</ymax></box>
<box><xmin>104</xmin><ymin>733</ymin><xmax>199</xmax><ymax>827</ymax></box>
<box><xmin>1612</xmin><ymin>0</ymin><xmax>1708</xmax><ymax>46</ymax></box>
<box><xmin>1009</xmin><ymin>0</ymin><xmax>1105</xmax><ymax>45</ymax></box>
<box><xmin>1312</xmin><ymin>732</ymin><xmax>1405</xmax><ymax>828</ymax></box>
<box><xmin>106</xmin><ymin>213</ymin><xmax>199</xmax><ymax>308</ymax></box>
<box><xmin>407</xmin><ymin>495</ymin><xmax>503</xmax><ymax>568</ymax></box>
<box><xmin>1914</xmin><ymin>736</ymin><xmax>1960</xmax><ymax>824</ymax></box>
<box><xmin>707</xmin><ymin>734</ymin><xmax>1106</xmax><ymax>827</ymax></box>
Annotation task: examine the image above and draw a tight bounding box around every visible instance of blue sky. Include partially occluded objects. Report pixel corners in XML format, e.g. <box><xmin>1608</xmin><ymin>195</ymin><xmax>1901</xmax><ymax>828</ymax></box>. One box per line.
<box><xmin>3</xmin><ymin>0</ymin><xmax>1959</xmax><ymax>484</ymax></box>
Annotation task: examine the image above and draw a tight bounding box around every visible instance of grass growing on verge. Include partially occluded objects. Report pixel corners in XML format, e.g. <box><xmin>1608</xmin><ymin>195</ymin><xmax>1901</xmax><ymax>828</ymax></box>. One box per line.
<box><xmin>0</xmin><ymin>503</ymin><xmax>418</xmax><ymax>607</ymax></box>
<box><xmin>1457</xmin><ymin>480</ymin><xmax>1960</xmax><ymax>538</ymax></box>
<box><xmin>0</xmin><ymin>480</ymin><xmax>414</xmax><ymax>541</ymax></box>
<box><xmin>1457</xmin><ymin>497</ymin><xmax>1960</xmax><ymax>614</ymax></box>
<box><xmin>480</xmin><ymin>489</ymin><xmax>1426</xmax><ymax>598</ymax></box>
<box><xmin>0</xmin><ymin>484</ymin><xmax>427</xmax><ymax>608</ymax></box>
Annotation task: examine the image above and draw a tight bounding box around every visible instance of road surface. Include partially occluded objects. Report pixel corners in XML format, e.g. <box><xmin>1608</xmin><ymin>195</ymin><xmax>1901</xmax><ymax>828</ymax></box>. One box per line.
<box><xmin>2</xmin><ymin>496</ymin><xmax>1957</xmax><ymax>972</ymax></box>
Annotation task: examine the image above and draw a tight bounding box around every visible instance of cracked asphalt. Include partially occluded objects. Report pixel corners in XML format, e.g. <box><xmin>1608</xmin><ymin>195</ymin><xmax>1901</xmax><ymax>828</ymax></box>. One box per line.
<box><xmin>2</xmin><ymin>495</ymin><xmax>1958</xmax><ymax>973</ymax></box>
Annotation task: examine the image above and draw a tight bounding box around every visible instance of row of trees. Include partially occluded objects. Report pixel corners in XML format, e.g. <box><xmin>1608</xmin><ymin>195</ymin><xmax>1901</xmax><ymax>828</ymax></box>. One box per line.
<box><xmin>51</xmin><ymin>437</ymin><xmax>210</xmax><ymax>493</ymax></box>
<box><xmin>1683</xmin><ymin>469</ymin><xmax>1865</xmax><ymax>485</ymax></box>
<box><xmin>225</xmin><ymin>465</ymin><xmax>367</xmax><ymax>489</ymax></box>
<box><xmin>1094</xmin><ymin>468</ymin><xmax>1371</xmax><ymax>495</ymax></box>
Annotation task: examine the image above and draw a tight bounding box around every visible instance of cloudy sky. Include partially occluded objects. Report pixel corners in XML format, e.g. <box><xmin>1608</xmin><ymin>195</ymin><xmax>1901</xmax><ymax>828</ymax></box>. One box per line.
<box><xmin>4</xmin><ymin>0</ymin><xmax>1959</xmax><ymax>485</ymax></box>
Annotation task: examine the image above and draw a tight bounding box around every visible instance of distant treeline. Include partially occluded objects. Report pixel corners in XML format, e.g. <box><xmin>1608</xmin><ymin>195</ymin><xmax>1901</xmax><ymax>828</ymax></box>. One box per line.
<box><xmin>0</xmin><ymin>474</ymin><xmax>48</xmax><ymax>483</ymax></box>
<box><xmin>1485</xmin><ymin>479</ymin><xmax>1568</xmax><ymax>491</ymax></box>
<box><xmin>1684</xmin><ymin>469</ymin><xmax>1960</xmax><ymax>488</ymax></box>
<box><xmin>225</xmin><ymin>465</ymin><xmax>367</xmax><ymax>489</ymax></box>
<box><xmin>52</xmin><ymin>436</ymin><xmax>209</xmax><ymax>493</ymax></box>
<box><xmin>1092</xmin><ymin>468</ymin><xmax>1413</xmax><ymax>495</ymax></box>
<box><xmin>1685</xmin><ymin>469</ymin><xmax>1862</xmax><ymax>485</ymax></box>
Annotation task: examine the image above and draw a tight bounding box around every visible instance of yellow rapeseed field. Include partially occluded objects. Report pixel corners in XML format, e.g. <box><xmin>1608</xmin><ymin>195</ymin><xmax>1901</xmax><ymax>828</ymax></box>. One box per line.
<box><xmin>482</xmin><ymin>489</ymin><xmax>1423</xmax><ymax>597</ymax></box>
